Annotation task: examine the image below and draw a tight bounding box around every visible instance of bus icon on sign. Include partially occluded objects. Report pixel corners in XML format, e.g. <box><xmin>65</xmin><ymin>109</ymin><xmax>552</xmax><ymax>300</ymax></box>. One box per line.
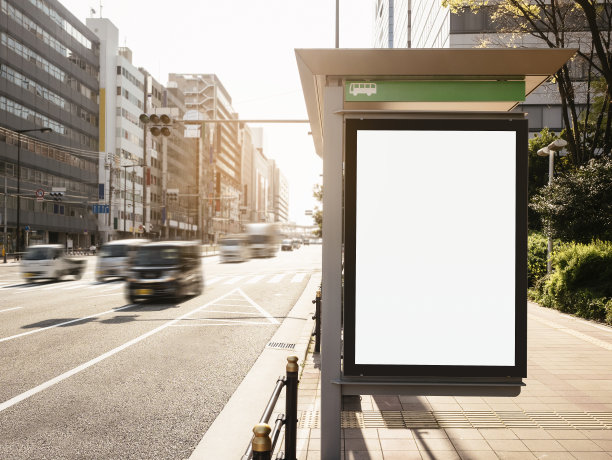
<box><xmin>349</xmin><ymin>82</ymin><xmax>377</xmax><ymax>96</ymax></box>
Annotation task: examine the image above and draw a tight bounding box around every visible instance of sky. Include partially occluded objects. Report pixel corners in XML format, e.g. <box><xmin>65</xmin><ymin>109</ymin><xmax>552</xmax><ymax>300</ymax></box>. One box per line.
<box><xmin>59</xmin><ymin>0</ymin><xmax>374</xmax><ymax>226</ymax></box>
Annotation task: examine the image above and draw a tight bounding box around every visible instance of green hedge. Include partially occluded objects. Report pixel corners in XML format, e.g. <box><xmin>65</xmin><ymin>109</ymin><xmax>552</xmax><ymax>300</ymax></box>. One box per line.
<box><xmin>529</xmin><ymin>240</ymin><xmax>612</xmax><ymax>324</ymax></box>
<box><xmin>527</xmin><ymin>232</ymin><xmax>548</xmax><ymax>287</ymax></box>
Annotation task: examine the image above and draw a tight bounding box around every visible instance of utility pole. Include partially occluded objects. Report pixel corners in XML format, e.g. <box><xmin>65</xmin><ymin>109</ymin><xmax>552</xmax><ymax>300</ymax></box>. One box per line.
<box><xmin>132</xmin><ymin>172</ymin><xmax>136</xmax><ymax>237</ymax></box>
<box><xmin>108</xmin><ymin>160</ymin><xmax>113</xmax><ymax>234</ymax></box>
<box><xmin>3</xmin><ymin>174</ymin><xmax>7</xmax><ymax>263</ymax></box>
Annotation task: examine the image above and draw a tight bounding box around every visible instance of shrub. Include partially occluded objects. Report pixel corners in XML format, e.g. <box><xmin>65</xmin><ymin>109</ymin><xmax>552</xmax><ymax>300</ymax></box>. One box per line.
<box><xmin>532</xmin><ymin>240</ymin><xmax>612</xmax><ymax>323</ymax></box>
<box><xmin>527</xmin><ymin>232</ymin><xmax>548</xmax><ymax>287</ymax></box>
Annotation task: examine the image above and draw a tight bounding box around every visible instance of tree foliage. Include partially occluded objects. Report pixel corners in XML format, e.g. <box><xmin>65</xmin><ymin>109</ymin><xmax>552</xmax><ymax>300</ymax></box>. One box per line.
<box><xmin>442</xmin><ymin>0</ymin><xmax>612</xmax><ymax>164</ymax></box>
<box><xmin>312</xmin><ymin>183</ymin><xmax>322</xmax><ymax>237</ymax></box>
<box><xmin>530</xmin><ymin>157</ymin><xmax>612</xmax><ymax>242</ymax></box>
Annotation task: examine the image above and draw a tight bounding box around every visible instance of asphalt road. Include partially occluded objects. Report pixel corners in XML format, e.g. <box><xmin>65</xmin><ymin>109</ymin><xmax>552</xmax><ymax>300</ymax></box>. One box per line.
<box><xmin>0</xmin><ymin>245</ymin><xmax>321</xmax><ymax>459</ymax></box>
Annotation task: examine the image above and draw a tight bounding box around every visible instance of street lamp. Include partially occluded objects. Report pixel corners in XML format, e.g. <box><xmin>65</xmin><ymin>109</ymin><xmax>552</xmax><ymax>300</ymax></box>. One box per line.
<box><xmin>14</xmin><ymin>127</ymin><xmax>52</xmax><ymax>259</ymax></box>
<box><xmin>537</xmin><ymin>138</ymin><xmax>568</xmax><ymax>274</ymax></box>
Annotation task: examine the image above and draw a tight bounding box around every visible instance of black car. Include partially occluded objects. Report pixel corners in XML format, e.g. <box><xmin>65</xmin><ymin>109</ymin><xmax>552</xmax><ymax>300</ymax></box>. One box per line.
<box><xmin>126</xmin><ymin>241</ymin><xmax>203</xmax><ymax>303</ymax></box>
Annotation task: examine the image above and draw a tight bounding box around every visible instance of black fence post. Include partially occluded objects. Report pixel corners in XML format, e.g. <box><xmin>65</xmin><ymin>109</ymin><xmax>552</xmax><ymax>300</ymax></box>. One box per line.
<box><xmin>284</xmin><ymin>355</ymin><xmax>299</xmax><ymax>460</ymax></box>
<box><xmin>311</xmin><ymin>287</ymin><xmax>321</xmax><ymax>353</ymax></box>
<box><xmin>252</xmin><ymin>423</ymin><xmax>272</xmax><ymax>460</ymax></box>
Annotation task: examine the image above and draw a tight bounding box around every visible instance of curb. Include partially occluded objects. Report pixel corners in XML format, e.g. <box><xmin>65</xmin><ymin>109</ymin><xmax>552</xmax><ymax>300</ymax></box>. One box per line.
<box><xmin>189</xmin><ymin>271</ymin><xmax>321</xmax><ymax>460</ymax></box>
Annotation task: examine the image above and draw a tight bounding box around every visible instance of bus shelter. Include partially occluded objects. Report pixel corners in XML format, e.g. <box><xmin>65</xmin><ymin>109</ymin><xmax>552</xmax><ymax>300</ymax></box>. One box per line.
<box><xmin>295</xmin><ymin>48</ymin><xmax>575</xmax><ymax>459</ymax></box>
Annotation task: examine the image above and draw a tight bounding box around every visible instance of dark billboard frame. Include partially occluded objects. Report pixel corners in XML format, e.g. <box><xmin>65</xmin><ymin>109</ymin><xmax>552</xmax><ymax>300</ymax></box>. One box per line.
<box><xmin>343</xmin><ymin>118</ymin><xmax>528</xmax><ymax>378</ymax></box>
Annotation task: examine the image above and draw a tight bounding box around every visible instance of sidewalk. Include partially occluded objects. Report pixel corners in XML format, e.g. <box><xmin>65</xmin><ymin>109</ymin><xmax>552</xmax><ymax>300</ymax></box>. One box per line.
<box><xmin>294</xmin><ymin>303</ymin><xmax>612</xmax><ymax>460</ymax></box>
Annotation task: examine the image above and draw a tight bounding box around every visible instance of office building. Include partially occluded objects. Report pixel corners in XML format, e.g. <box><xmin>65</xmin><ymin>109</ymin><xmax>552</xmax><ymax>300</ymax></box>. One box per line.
<box><xmin>0</xmin><ymin>0</ymin><xmax>100</xmax><ymax>251</ymax></box>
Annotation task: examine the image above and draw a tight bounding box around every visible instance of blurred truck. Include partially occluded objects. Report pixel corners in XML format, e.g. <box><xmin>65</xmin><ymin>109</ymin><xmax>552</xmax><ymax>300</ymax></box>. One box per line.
<box><xmin>21</xmin><ymin>244</ymin><xmax>86</xmax><ymax>282</ymax></box>
<box><xmin>246</xmin><ymin>223</ymin><xmax>279</xmax><ymax>258</ymax></box>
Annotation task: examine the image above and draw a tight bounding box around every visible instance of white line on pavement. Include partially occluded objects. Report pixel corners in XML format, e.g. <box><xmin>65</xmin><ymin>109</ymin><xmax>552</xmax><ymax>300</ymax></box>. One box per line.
<box><xmin>206</xmin><ymin>277</ymin><xmax>224</xmax><ymax>285</ymax></box>
<box><xmin>237</xmin><ymin>288</ymin><xmax>279</xmax><ymax>324</ymax></box>
<box><xmin>291</xmin><ymin>273</ymin><xmax>306</xmax><ymax>283</ymax></box>
<box><xmin>246</xmin><ymin>275</ymin><xmax>266</xmax><ymax>284</ymax></box>
<box><xmin>267</xmin><ymin>274</ymin><xmax>284</xmax><ymax>283</ymax></box>
<box><xmin>224</xmin><ymin>276</ymin><xmax>245</xmax><ymax>285</ymax></box>
<box><xmin>0</xmin><ymin>290</ymin><xmax>237</xmax><ymax>413</ymax></box>
<box><xmin>0</xmin><ymin>307</ymin><xmax>22</xmax><ymax>314</ymax></box>
<box><xmin>84</xmin><ymin>293</ymin><xmax>122</xmax><ymax>298</ymax></box>
<box><xmin>0</xmin><ymin>305</ymin><xmax>134</xmax><ymax>343</ymax></box>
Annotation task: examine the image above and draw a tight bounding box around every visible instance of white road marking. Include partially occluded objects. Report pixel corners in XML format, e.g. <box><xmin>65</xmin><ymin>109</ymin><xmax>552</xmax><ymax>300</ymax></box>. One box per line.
<box><xmin>0</xmin><ymin>290</ymin><xmax>237</xmax><ymax>413</ymax></box>
<box><xmin>291</xmin><ymin>273</ymin><xmax>306</xmax><ymax>283</ymax></box>
<box><xmin>236</xmin><ymin>288</ymin><xmax>279</xmax><ymax>324</ymax></box>
<box><xmin>84</xmin><ymin>293</ymin><xmax>122</xmax><ymax>298</ymax></box>
<box><xmin>172</xmin><ymin>319</ymin><xmax>274</xmax><ymax>326</ymax></box>
<box><xmin>224</xmin><ymin>276</ymin><xmax>245</xmax><ymax>285</ymax></box>
<box><xmin>0</xmin><ymin>307</ymin><xmax>22</xmax><ymax>313</ymax></box>
<box><xmin>204</xmin><ymin>310</ymin><xmax>261</xmax><ymax>315</ymax></box>
<box><xmin>206</xmin><ymin>277</ymin><xmax>224</xmax><ymax>285</ymax></box>
<box><xmin>267</xmin><ymin>274</ymin><xmax>284</xmax><ymax>283</ymax></box>
<box><xmin>246</xmin><ymin>275</ymin><xmax>266</xmax><ymax>284</ymax></box>
<box><xmin>63</xmin><ymin>283</ymin><xmax>89</xmax><ymax>290</ymax></box>
<box><xmin>0</xmin><ymin>305</ymin><xmax>134</xmax><ymax>343</ymax></box>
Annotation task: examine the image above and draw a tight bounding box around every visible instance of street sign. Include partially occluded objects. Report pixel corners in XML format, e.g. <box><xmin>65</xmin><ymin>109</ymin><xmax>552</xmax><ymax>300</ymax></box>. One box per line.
<box><xmin>24</xmin><ymin>226</ymin><xmax>30</xmax><ymax>231</ymax></box>
<box><xmin>35</xmin><ymin>189</ymin><xmax>45</xmax><ymax>201</ymax></box>
<box><xmin>92</xmin><ymin>204</ymin><xmax>110</xmax><ymax>214</ymax></box>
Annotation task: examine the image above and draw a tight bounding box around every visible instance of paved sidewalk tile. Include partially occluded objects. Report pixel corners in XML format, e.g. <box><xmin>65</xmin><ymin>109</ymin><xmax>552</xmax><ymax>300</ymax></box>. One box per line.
<box><xmin>294</xmin><ymin>303</ymin><xmax>612</xmax><ymax>459</ymax></box>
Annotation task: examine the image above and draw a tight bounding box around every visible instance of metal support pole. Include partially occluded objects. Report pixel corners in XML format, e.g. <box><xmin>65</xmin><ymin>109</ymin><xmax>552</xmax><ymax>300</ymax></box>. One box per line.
<box><xmin>285</xmin><ymin>355</ymin><xmax>299</xmax><ymax>460</ymax></box>
<box><xmin>321</xmin><ymin>83</ymin><xmax>343</xmax><ymax>459</ymax></box>
<box><xmin>4</xmin><ymin>174</ymin><xmax>7</xmax><ymax>263</ymax></box>
<box><xmin>132</xmin><ymin>171</ymin><xmax>136</xmax><ymax>237</ymax></box>
<box><xmin>335</xmin><ymin>0</ymin><xmax>339</xmax><ymax>48</ymax></box>
<box><xmin>546</xmin><ymin>151</ymin><xmax>554</xmax><ymax>274</ymax></box>
<box><xmin>251</xmin><ymin>423</ymin><xmax>272</xmax><ymax>460</ymax></box>
<box><xmin>16</xmin><ymin>133</ymin><xmax>21</xmax><ymax>257</ymax></box>
<box><xmin>123</xmin><ymin>167</ymin><xmax>127</xmax><ymax>233</ymax></box>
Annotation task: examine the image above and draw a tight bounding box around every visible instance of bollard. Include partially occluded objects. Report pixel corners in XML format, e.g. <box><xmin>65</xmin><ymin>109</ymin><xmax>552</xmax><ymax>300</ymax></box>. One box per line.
<box><xmin>311</xmin><ymin>287</ymin><xmax>321</xmax><ymax>353</ymax></box>
<box><xmin>284</xmin><ymin>355</ymin><xmax>299</xmax><ymax>460</ymax></box>
<box><xmin>252</xmin><ymin>423</ymin><xmax>272</xmax><ymax>460</ymax></box>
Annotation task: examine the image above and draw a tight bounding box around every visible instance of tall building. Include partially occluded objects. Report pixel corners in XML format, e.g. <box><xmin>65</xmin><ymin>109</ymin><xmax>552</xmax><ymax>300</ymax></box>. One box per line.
<box><xmin>168</xmin><ymin>73</ymin><xmax>243</xmax><ymax>238</ymax></box>
<box><xmin>0</xmin><ymin>0</ymin><xmax>100</xmax><ymax>251</ymax></box>
<box><xmin>373</xmin><ymin>1</ymin><xmax>591</xmax><ymax>134</ymax></box>
<box><xmin>87</xmin><ymin>18</ymin><xmax>144</xmax><ymax>241</ymax></box>
<box><xmin>269</xmin><ymin>159</ymin><xmax>289</xmax><ymax>223</ymax></box>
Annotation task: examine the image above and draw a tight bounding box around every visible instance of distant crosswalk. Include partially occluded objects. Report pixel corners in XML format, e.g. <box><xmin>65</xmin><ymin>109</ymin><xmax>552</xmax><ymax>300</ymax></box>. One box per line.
<box><xmin>0</xmin><ymin>272</ymin><xmax>311</xmax><ymax>293</ymax></box>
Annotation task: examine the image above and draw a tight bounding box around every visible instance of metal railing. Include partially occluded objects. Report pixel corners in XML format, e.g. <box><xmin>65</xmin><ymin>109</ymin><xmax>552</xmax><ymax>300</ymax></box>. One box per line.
<box><xmin>243</xmin><ymin>356</ymin><xmax>299</xmax><ymax>460</ymax></box>
<box><xmin>311</xmin><ymin>286</ymin><xmax>321</xmax><ymax>353</ymax></box>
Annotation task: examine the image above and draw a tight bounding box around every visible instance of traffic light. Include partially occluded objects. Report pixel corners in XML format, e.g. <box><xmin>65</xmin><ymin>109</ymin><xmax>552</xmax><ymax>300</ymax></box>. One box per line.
<box><xmin>167</xmin><ymin>188</ymin><xmax>179</xmax><ymax>202</ymax></box>
<box><xmin>49</xmin><ymin>191</ymin><xmax>64</xmax><ymax>201</ymax></box>
<box><xmin>140</xmin><ymin>112</ymin><xmax>172</xmax><ymax>137</ymax></box>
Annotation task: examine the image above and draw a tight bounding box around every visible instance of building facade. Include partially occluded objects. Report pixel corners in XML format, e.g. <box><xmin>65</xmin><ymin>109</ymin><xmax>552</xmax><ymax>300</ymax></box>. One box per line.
<box><xmin>0</xmin><ymin>0</ymin><xmax>100</xmax><ymax>251</ymax></box>
<box><xmin>269</xmin><ymin>159</ymin><xmax>289</xmax><ymax>223</ymax></box>
<box><xmin>87</xmin><ymin>18</ymin><xmax>145</xmax><ymax>242</ymax></box>
<box><xmin>169</xmin><ymin>73</ymin><xmax>243</xmax><ymax>239</ymax></box>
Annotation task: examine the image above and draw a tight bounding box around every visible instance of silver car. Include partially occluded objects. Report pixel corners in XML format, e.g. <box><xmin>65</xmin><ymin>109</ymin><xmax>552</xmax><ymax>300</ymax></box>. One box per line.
<box><xmin>96</xmin><ymin>239</ymin><xmax>148</xmax><ymax>282</ymax></box>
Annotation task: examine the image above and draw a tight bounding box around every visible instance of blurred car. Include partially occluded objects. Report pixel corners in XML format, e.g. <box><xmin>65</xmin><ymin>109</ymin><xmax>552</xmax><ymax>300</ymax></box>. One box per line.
<box><xmin>126</xmin><ymin>241</ymin><xmax>203</xmax><ymax>303</ymax></box>
<box><xmin>292</xmin><ymin>238</ymin><xmax>301</xmax><ymax>249</ymax></box>
<box><xmin>303</xmin><ymin>238</ymin><xmax>310</xmax><ymax>246</ymax></box>
<box><xmin>219</xmin><ymin>235</ymin><xmax>250</xmax><ymax>262</ymax></box>
<box><xmin>281</xmin><ymin>239</ymin><xmax>293</xmax><ymax>251</ymax></box>
<box><xmin>96</xmin><ymin>238</ymin><xmax>148</xmax><ymax>282</ymax></box>
<box><xmin>21</xmin><ymin>244</ymin><xmax>86</xmax><ymax>282</ymax></box>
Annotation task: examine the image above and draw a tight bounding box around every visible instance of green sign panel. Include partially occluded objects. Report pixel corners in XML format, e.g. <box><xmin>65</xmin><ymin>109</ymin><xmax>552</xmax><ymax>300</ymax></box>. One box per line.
<box><xmin>345</xmin><ymin>80</ymin><xmax>525</xmax><ymax>103</ymax></box>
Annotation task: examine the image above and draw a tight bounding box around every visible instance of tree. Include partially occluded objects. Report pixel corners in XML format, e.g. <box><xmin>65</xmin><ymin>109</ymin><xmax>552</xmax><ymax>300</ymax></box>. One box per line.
<box><xmin>442</xmin><ymin>0</ymin><xmax>612</xmax><ymax>165</ymax></box>
<box><xmin>312</xmin><ymin>183</ymin><xmax>322</xmax><ymax>237</ymax></box>
<box><xmin>530</xmin><ymin>157</ymin><xmax>612</xmax><ymax>242</ymax></box>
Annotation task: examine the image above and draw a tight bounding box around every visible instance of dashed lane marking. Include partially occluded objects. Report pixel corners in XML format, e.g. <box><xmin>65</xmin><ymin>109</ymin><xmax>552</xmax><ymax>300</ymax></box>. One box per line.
<box><xmin>247</xmin><ymin>275</ymin><xmax>266</xmax><ymax>284</ymax></box>
<box><xmin>0</xmin><ymin>290</ymin><xmax>239</xmax><ymax>413</ymax></box>
<box><xmin>267</xmin><ymin>274</ymin><xmax>284</xmax><ymax>283</ymax></box>
<box><xmin>206</xmin><ymin>276</ymin><xmax>224</xmax><ymax>285</ymax></box>
<box><xmin>224</xmin><ymin>276</ymin><xmax>246</xmax><ymax>285</ymax></box>
<box><xmin>0</xmin><ymin>307</ymin><xmax>22</xmax><ymax>314</ymax></box>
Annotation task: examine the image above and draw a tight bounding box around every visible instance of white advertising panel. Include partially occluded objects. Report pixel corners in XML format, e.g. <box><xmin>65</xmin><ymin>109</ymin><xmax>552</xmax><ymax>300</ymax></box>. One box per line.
<box><xmin>343</xmin><ymin>119</ymin><xmax>527</xmax><ymax>378</ymax></box>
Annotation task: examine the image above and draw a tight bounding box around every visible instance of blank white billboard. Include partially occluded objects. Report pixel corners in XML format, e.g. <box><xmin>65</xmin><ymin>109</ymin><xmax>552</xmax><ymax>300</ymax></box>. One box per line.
<box><xmin>353</xmin><ymin>129</ymin><xmax>516</xmax><ymax>367</ymax></box>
